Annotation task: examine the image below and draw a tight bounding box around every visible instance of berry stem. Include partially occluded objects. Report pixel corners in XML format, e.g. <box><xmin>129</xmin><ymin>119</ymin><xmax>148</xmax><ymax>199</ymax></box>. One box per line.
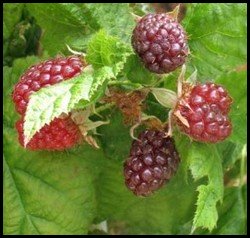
<box><xmin>94</xmin><ymin>102</ymin><xmax>116</xmax><ymax>115</ymax></box>
<box><xmin>166</xmin><ymin>109</ymin><xmax>173</xmax><ymax>137</ymax></box>
<box><xmin>66</xmin><ymin>44</ymin><xmax>86</xmax><ymax>57</ymax></box>
<box><xmin>129</xmin><ymin>122</ymin><xmax>141</xmax><ymax>140</ymax></box>
<box><xmin>177</xmin><ymin>64</ymin><xmax>186</xmax><ymax>98</ymax></box>
<box><xmin>150</xmin><ymin>74</ymin><xmax>170</xmax><ymax>87</ymax></box>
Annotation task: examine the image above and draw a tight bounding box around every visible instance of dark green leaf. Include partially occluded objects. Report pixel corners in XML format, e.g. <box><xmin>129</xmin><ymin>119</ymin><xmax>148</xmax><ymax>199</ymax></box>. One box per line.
<box><xmin>26</xmin><ymin>3</ymin><xmax>98</xmax><ymax>55</ymax></box>
<box><xmin>212</xmin><ymin>186</ymin><xmax>246</xmax><ymax>234</ymax></box>
<box><xmin>97</xmin><ymin>111</ymin><xmax>132</xmax><ymax>161</ymax></box>
<box><xmin>85</xmin><ymin>3</ymin><xmax>135</xmax><ymax>44</ymax></box>
<box><xmin>216</xmin><ymin>71</ymin><xmax>247</xmax><ymax>145</ymax></box>
<box><xmin>3</xmin><ymin>3</ymin><xmax>24</xmax><ymax>39</ymax></box>
<box><xmin>124</xmin><ymin>54</ymin><xmax>158</xmax><ymax>85</ymax></box>
<box><xmin>183</xmin><ymin>3</ymin><xmax>247</xmax><ymax>80</ymax></box>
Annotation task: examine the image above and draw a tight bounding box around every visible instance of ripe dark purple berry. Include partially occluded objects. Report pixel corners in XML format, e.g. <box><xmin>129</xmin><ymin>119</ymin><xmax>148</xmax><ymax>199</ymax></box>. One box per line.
<box><xmin>124</xmin><ymin>129</ymin><xmax>180</xmax><ymax>197</ymax></box>
<box><xmin>132</xmin><ymin>13</ymin><xmax>189</xmax><ymax>74</ymax></box>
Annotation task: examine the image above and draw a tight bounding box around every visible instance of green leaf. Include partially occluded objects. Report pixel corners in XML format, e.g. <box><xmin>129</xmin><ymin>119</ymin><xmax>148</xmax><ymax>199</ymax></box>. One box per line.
<box><xmin>124</xmin><ymin>54</ymin><xmax>158</xmax><ymax>85</ymax></box>
<box><xmin>3</xmin><ymin>3</ymin><xmax>25</xmax><ymax>65</ymax></box>
<box><xmin>193</xmin><ymin>184</ymin><xmax>221</xmax><ymax>232</ymax></box>
<box><xmin>144</xmin><ymin>95</ymin><xmax>171</xmax><ymax>123</ymax></box>
<box><xmin>217</xmin><ymin>141</ymin><xmax>242</xmax><ymax>170</ymax></box>
<box><xmin>24</xmin><ymin>66</ymin><xmax>114</xmax><ymax>146</ymax></box>
<box><xmin>183</xmin><ymin>3</ymin><xmax>247</xmax><ymax>80</ymax></box>
<box><xmin>216</xmin><ymin>71</ymin><xmax>247</xmax><ymax>145</ymax></box>
<box><xmin>86</xmin><ymin>30</ymin><xmax>132</xmax><ymax>75</ymax></box>
<box><xmin>85</xmin><ymin>3</ymin><xmax>135</xmax><ymax>44</ymax></box>
<box><xmin>186</xmin><ymin>143</ymin><xmax>223</xmax><ymax>232</ymax></box>
<box><xmin>97</xmin><ymin>111</ymin><xmax>132</xmax><ymax>161</ymax></box>
<box><xmin>26</xmin><ymin>3</ymin><xmax>98</xmax><ymax>55</ymax></box>
<box><xmin>74</xmin><ymin>79</ymin><xmax>109</xmax><ymax>110</ymax></box>
<box><xmin>3</xmin><ymin>3</ymin><xmax>24</xmax><ymax>39</ymax></box>
<box><xmin>3</xmin><ymin>127</ymin><xmax>105</xmax><ymax>234</ymax></box>
<box><xmin>129</xmin><ymin>3</ymin><xmax>154</xmax><ymax>16</ymax></box>
<box><xmin>212</xmin><ymin>186</ymin><xmax>246</xmax><ymax>234</ymax></box>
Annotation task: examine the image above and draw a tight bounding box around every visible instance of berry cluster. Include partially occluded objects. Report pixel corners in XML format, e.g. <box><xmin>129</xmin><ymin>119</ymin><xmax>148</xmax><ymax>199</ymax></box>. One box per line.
<box><xmin>125</xmin><ymin>12</ymin><xmax>233</xmax><ymax>196</ymax></box>
<box><xmin>12</xmin><ymin>56</ymin><xmax>85</xmax><ymax>150</ymax></box>
<box><xmin>11</xmin><ymin>11</ymin><xmax>234</xmax><ymax>198</ymax></box>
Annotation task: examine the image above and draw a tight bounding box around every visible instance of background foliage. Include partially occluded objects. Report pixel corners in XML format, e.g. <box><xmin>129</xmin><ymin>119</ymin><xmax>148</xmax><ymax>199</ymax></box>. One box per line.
<box><xmin>3</xmin><ymin>3</ymin><xmax>247</xmax><ymax>235</ymax></box>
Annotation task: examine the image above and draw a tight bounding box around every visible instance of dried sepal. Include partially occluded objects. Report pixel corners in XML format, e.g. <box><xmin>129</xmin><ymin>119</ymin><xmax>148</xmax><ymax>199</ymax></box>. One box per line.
<box><xmin>131</xmin><ymin>12</ymin><xmax>142</xmax><ymax>23</ymax></box>
<box><xmin>173</xmin><ymin>110</ymin><xmax>190</xmax><ymax>128</ymax></box>
<box><xmin>71</xmin><ymin>107</ymin><xmax>109</xmax><ymax>149</ymax></box>
<box><xmin>104</xmin><ymin>89</ymin><xmax>148</xmax><ymax>125</ymax></box>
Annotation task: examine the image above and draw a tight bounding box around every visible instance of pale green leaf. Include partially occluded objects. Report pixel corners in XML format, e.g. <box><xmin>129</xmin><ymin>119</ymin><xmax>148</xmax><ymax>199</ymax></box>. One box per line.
<box><xmin>187</xmin><ymin>143</ymin><xmax>223</xmax><ymax>232</ymax></box>
<box><xmin>3</xmin><ymin>127</ymin><xmax>106</xmax><ymax>234</ymax></box>
<box><xmin>181</xmin><ymin>185</ymin><xmax>247</xmax><ymax>235</ymax></box>
<box><xmin>129</xmin><ymin>3</ymin><xmax>154</xmax><ymax>16</ymax></box>
<box><xmin>150</xmin><ymin>87</ymin><xmax>177</xmax><ymax>109</ymax></box>
<box><xmin>193</xmin><ymin>185</ymin><xmax>220</xmax><ymax>232</ymax></box>
<box><xmin>86</xmin><ymin>30</ymin><xmax>132</xmax><ymax>75</ymax></box>
<box><xmin>23</xmin><ymin>66</ymin><xmax>114</xmax><ymax>146</ymax></box>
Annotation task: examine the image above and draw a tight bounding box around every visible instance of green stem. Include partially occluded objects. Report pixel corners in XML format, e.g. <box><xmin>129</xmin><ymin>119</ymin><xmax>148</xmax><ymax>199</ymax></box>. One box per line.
<box><xmin>94</xmin><ymin>102</ymin><xmax>115</xmax><ymax>114</ymax></box>
<box><xmin>150</xmin><ymin>74</ymin><xmax>170</xmax><ymax>87</ymax></box>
